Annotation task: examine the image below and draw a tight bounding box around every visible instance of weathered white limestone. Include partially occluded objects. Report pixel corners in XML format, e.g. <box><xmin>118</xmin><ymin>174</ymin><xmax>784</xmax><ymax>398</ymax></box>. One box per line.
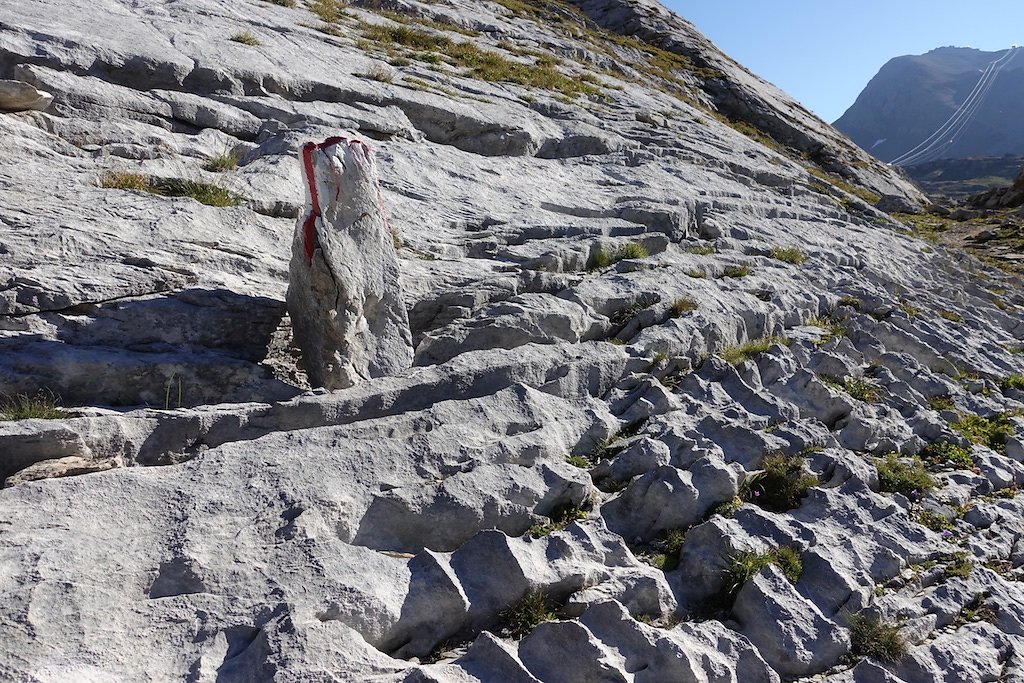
<box><xmin>0</xmin><ymin>0</ymin><xmax>1023</xmax><ymax>680</ymax></box>
<box><xmin>0</xmin><ymin>79</ymin><xmax>51</xmax><ymax>111</ymax></box>
<box><xmin>287</xmin><ymin>137</ymin><xmax>413</xmax><ymax>389</ymax></box>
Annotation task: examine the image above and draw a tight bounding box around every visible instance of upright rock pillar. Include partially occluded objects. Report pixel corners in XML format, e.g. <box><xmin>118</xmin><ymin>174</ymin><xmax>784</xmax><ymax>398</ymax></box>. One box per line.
<box><xmin>287</xmin><ymin>137</ymin><xmax>413</xmax><ymax>389</ymax></box>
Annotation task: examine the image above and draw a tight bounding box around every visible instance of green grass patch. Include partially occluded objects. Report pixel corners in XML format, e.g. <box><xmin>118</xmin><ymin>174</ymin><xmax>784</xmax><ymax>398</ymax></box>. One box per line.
<box><xmin>361</xmin><ymin>63</ymin><xmax>395</xmax><ymax>82</ymax></box>
<box><xmin>669</xmin><ymin>298</ymin><xmax>698</xmax><ymax>317</ymax></box>
<box><xmin>609</xmin><ymin>293</ymin><xmax>660</xmax><ymax>328</ymax></box>
<box><xmin>0</xmin><ymin>392</ymin><xmax>64</xmax><ymax>420</ymax></box>
<box><xmin>589</xmin><ymin>242</ymin><xmax>650</xmax><ymax>270</ymax></box>
<box><xmin>363</xmin><ymin>22</ymin><xmax>600</xmax><ymax>98</ymax></box>
<box><xmin>1001</xmin><ymin>375</ymin><xmax>1024</xmax><ymax>391</ymax></box>
<box><xmin>953</xmin><ymin>413</ymin><xmax>1016</xmax><ymax>453</ymax></box>
<box><xmin>891</xmin><ymin>212</ymin><xmax>953</xmax><ymax>243</ymax></box>
<box><xmin>876</xmin><ymin>454</ymin><xmax>936</xmax><ymax>499</ymax></box>
<box><xmin>915</xmin><ymin>510</ymin><xmax>954</xmax><ymax>532</ymax></box>
<box><xmin>721</xmin><ymin>336</ymin><xmax>785</xmax><ymax>365</ymax></box>
<box><xmin>101</xmin><ymin>172</ymin><xmax>240</xmax><ymax>207</ymax></box>
<box><xmin>565</xmin><ymin>455</ymin><xmax>589</xmax><ymax>469</ymax></box>
<box><xmin>741</xmin><ymin>452</ymin><xmax>817</xmax><ymax>512</ymax></box>
<box><xmin>203</xmin><ymin>152</ymin><xmax>238</xmax><ymax>172</ymax></box>
<box><xmin>708</xmin><ymin>496</ymin><xmax>743</xmax><ymax>518</ymax></box>
<box><xmin>946</xmin><ymin>553</ymin><xmax>972</xmax><ymax>578</ymax></box>
<box><xmin>686</xmin><ymin>244</ymin><xmax>715</xmax><ymax>255</ymax></box>
<box><xmin>158</xmin><ymin>178</ymin><xmax>241</xmax><ymax>207</ymax></box>
<box><xmin>527</xmin><ymin>502</ymin><xmax>588</xmax><ymax>538</ymax></box>
<box><xmin>899</xmin><ymin>301</ymin><xmax>921</xmax><ymax>317</ymax></box>
<box><xmin>938</xmin><ymin>309</ymin><xmax>963</xmax><ymax>323</ymax></box>
<box><xmin>768</xmin><ymin>247</ymin><xmax>806</xmax><ymax>265</ymax></box>
<box><xmin>920</xmin><ymin>441</ymin><xmax>974</xmax><ymax>469</ymax></box>
<box><xmin>724</xmin><ymin>546</ymin><xmax>802</xmax><ymax>597</ymax></box>
<box><xmin>230</xmin><ymin>31</ymin><xmax>261</xmax><ymax>46</ymax></box>
<box><xmin>721</xmin><ymin>264</ymin><xmax>752</xmax><ymax>278</ymax></box>
<box><xmin>809</xmin><ymin>317</ymin><xmax>846</xmax><ymax>346</ymax></box>
<box><xmin>847</xmin><ymin>612</ymin><xmax>907</xmax><ymax>664</ymax></box>
<box><xmin>842</xmin><ymin>377</ymin><xmax>881</xmax><ymax>403</ymax></box>
<box><xmin>808</xmin><ymin>167</ymin><xmax>881</xmax><ymax>205</ymax></box>
<box><xmin>309</xmin><ymin>0</ymin><xmax>345</xmax><ymax>22</ymax></box>
<box><xmin>500</xmin><ymin>587</ymin><xmax>555</xmax><ymax>638</ymax></box>
<box><xmin>838</xmin><ymin>296</ymin><xmax>863</xmax><ymax>310</ymax></box>
<box><xmin>927</xmin><ymin>395</ymin><xmax>954</xmax><ymax>412</ymax></box>
<box><xmin>99</xmin><ymin>171</ymin><xmax>152</xmax><ymax>191</ymax></box>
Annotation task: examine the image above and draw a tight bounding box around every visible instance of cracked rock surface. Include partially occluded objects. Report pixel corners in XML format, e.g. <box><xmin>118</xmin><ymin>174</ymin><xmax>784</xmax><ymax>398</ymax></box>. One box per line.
<box><xmin>1</xmin><ymin>0</ymin><xmax>1023</xmax><ymax>681</ymax></box>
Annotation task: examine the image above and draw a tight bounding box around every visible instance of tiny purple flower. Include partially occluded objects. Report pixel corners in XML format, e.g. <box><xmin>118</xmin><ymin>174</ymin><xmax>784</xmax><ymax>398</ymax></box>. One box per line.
<box><xmin>754</xmin><ymin>491</ymin><xmax>761</xmax><ymax>497</ymax></box>
<box><xmin>942</xmin><ymin>530</ymin><xmax>953</xmax><ymax>537</ymax></box>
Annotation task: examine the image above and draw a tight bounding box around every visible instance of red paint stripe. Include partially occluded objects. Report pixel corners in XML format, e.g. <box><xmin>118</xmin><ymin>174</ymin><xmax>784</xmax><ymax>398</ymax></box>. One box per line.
<box><xmin>300</xmin><ymin>136</ymin><xmax>378</xmax><ymax>265</ymax></box>
<box><xmin>301</xmin><ymin>141</ymin><xmax>320</xmax><ymax>265</ymax></box>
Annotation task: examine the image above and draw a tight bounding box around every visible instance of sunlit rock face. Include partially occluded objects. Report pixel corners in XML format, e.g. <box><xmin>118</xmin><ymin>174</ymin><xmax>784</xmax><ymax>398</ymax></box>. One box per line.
<box><xmin>287</xmin><ymin>137</ymin><xmax>413</xmax><ymax>390</ymax></box>
<box><xmin>0</xmin><ymin>0</ymin><xmax>1022</xmax><ymax>682</ymax></box>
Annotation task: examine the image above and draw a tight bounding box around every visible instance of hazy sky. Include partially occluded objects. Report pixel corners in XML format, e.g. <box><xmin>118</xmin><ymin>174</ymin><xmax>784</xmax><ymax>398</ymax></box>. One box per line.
<box><xmin>664</xmin><ymin>1</ymin><xmax>1024</xmax><ymax>123</ymax></box>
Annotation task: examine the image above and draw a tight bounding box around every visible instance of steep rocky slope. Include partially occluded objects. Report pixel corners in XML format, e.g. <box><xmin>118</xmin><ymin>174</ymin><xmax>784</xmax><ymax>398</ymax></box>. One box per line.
<box><xmin>1</xmin><ymin>1</ymin><xmax>1023</xmax><ymax>681</ymax></box>
<box><xmin>835</xmin><ymin>46</ymin><xmax>1024</xmax><ymax>164</ymax></box>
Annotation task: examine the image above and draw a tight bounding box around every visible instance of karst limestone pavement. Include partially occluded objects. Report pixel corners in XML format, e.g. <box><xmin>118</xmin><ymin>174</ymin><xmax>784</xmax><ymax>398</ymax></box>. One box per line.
<box><xmin>1</xmin><ymin>0</ymin><xmax>1023</xmax><ymax>681</ymax></box>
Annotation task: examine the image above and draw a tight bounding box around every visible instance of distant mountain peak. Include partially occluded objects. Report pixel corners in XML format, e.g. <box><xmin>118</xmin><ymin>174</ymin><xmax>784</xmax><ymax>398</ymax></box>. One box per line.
<box><xmin>835</xmin><ymin>45</ymin><xmax>1024</xmax><ymax>165</ymax></box>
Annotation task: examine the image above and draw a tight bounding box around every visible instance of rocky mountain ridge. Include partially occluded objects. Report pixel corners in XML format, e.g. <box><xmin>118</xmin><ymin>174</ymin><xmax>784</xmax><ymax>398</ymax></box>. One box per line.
<box><xmin>1</xmin><ymin>1</ymin><xmax>1023</xmax><ymax>682</ymax></box>
<box><xmin>835</xmin><ymin>46</ymin><xmax>1024</xmax><ymax>165</ymax></box>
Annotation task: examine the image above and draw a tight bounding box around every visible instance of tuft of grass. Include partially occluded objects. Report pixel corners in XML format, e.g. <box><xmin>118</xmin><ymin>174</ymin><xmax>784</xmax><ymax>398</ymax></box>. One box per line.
<box><xmin>724</xmin><ymin>546</ymin><xmax>802</xmax><ymax>597</ymax></box>
<box><xmin>938</xmin><ymin>310</ymin><xmax>963</xmax><ymax>323</ymax></box>
<box><xmin>0</xmin><ymin>392</ymin><xmax>64</xmax><ymax>420</ymax></box>
<box><xmin>952</xmin><ymin>413</ymin><xmax>1016</xmax><ymax>453</ymax></box>
<box><xmin>1001</xmin><ymin>375</ymin><xmax>1024</xmax><ymax>391</ymax></box>
<box><xmin>915</xmin><ymin>510</ymin><xmax>954</xmax><ymax>532</ymax></box>
<box><xmin>927</xmin><ymin>395</ymin><xmax>954</xmax><ymax>412</ymax></box>
<box><xmin>842</xmin><ymin>377</ymin><xmax>881</xmax><ymax>403</ymax></box>
<box><xmin>309</xmin><ymin>0</ymin><xmax>345</xmax><ymax>22</ymax></box>
<box><xmin>565</xmin><ymin>455</ymin><xmax>590</xmax><ymax>469</ymax></box>
<box><xmin>768</xmin><ymin>247</ymin><xmax>807</xmax><ymax>265</ymax></box>
<box><xmin>616</xmin><ymin>242</ymin><xmax>650</xmax><ymax>260</ymax></box>
<box><xmin>741</xmin><ymin>453</ymin><xmax>817</xmax><ymax>512</ymax></box>
<box><xmin>646</xmin><ymin>528</ymin><xmax>687</xmax><ymax>571</ymax></box>
<box><xmin>203</xmin><ymin>152</ymin><xmax>238</xmax><ymax>173</ymax></box>
<box><xmin>721</xmin><ymin>264</ymin><xmax>752</xmax><ymax>278</ymax></box>
<box><xmin>527</xmin><ymin>502</ymin><xmax>588</xmax><ymax>538</ymax></box>
<box><xmin>361</xmin><ymin>63</ymin><xmax>395</xmax><ymax>82</ymax></box>
<box><xmin>669</xmin><ymin>298</ymin><xmax>698</xmax><ymax>317</ymax></box>
<box><xmin>500</xmin><ymin>587</ymin><xmax>555</xmax><ymax>638</ymax></box>
<box><xmin>266</xmin><ymin>0</ymin><xmax>295</xmax><ymax>5</ymax></box>
<box><xmin>100</xmin><ymin>170</ymin><xmax>152</xmax><ymax>192</ymax></box>
<box><xmin>709</xmin><ymin>496</ymin><xmax>743</xmax><ymax>518</ymax></box>
<box><xmin>838</xmin><ymin>296</ymin><xmax>863</xmax><ymax>310</ymax></box>
<box><xmin>810</xmin><ymin>317</ymin><xmax>847</xmax><ymax>346</ymax></box>
<box><xmin>920</xmin><ymin>441</ymin><xmax>974</xmax><ymax>470</ymax></box>
<box><xmin>899</xmin><ymin>301</ymin><xmax>920</xmax><ymax>318</ymax></box>
<box><xmin>589</xmin><ymin>242</ymin><xmax>649</xmax><ymax>270</ymax></box>
<box><xmin>721</xmin><ymin>336</ymin><xmax>785</xmax><ymax>365</ymax></box>
<box><xmin>101</xmin><ymin>172</ymin><xmax>240</xmax><ymax>207</ymax></box>
<box><xmin>686</xmin><ymin>244</ymin><xmax>716</xmax><ymax>255</ymax></box>
<box><xmin>363</xmin><ymin>23</ymin><xmax>599</xmax><ymax>98</ymax></box>
<box><xmin>158</xmin><ymin>178</ymin><xmax>241</xmax><ymax>207</ymax></box>
<box><xmin>230</xmin><ymin>31</ymin><xmax>261</xmax><ymax>46</ymax></box>
<box><xmin>847</xmin><ymin>612</ymin><xmax>907</xmax><ymax>664</ymax></box>
<box><xmin>685</xmin><ymin>269</ymin><xmax>706</xmax><ymax>278</ymax></box>
<box><xmin>876</xmin><ymin>454</ymin><xmax>936</xmax><ymax>499</ymax></box>
<box><xmin>609</xmin><ymin>293</ymin><xmax>660</xmax><ymax>329</ymax></box>
<box><xmin>945</xmin><ymin>553</ymin><xmax>972</xmax><ymax>578</ymax></box>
